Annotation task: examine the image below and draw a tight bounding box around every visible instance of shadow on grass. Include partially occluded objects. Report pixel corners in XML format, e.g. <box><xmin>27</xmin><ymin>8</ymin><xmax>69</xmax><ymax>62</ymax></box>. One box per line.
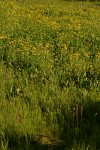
<box><xmin>1</xmin><ymin>130</ymin><xmax>66</xmax><ymax>150</ymax></box>
<box><xmin>62</xmin><ymin>101</ymin><xmax>100</xmax><ymax>150</ymax></box>
<box><xmin>1</xmin><ymin>102</ymin><xmax>100</xmax><ymax>150</ymax></box>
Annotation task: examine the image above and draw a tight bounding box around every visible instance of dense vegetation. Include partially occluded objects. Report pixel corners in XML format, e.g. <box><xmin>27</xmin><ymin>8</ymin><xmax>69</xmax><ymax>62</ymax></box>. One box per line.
<box><xmin>0</xmin><ymin>0</ymin><xmax>100</xmax><ymax>149</ymax></box>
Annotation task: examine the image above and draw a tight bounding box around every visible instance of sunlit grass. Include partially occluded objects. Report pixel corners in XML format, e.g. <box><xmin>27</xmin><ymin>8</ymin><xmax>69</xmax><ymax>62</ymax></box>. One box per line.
<box><xmin>0</xmin><ymin>0</ymin><xmax>100</xmax><ymax>149</ymax></box>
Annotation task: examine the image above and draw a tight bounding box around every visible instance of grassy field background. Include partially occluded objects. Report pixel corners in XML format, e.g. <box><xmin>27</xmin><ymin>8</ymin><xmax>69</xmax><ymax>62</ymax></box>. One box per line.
<box><xmin>0</xmin><ymin>0</ymin><xmax>100</xmax><ymax>149</ymax></box>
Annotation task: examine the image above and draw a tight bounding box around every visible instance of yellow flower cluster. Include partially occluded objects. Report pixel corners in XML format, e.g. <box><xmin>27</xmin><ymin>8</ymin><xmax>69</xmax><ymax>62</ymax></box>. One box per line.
<box><xmin>0</xmin><ymin>0</ymin><xmax>99</xmax><ymax>70</ymax></box>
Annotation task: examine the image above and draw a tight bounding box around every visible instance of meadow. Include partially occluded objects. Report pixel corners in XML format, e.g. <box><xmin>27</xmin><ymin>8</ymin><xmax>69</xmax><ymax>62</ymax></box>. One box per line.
<box><xmin>0</xmin><ymin>0</ymin><xmax>100</xmax><ymax>149</ymax></box>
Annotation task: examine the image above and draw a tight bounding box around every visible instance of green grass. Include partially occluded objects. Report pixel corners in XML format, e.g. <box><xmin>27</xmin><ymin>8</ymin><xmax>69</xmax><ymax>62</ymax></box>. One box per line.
<box><xmin>0</xmin><ymin>0</ymin><xmax>100</xmax><ymax>149</ymax></box>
